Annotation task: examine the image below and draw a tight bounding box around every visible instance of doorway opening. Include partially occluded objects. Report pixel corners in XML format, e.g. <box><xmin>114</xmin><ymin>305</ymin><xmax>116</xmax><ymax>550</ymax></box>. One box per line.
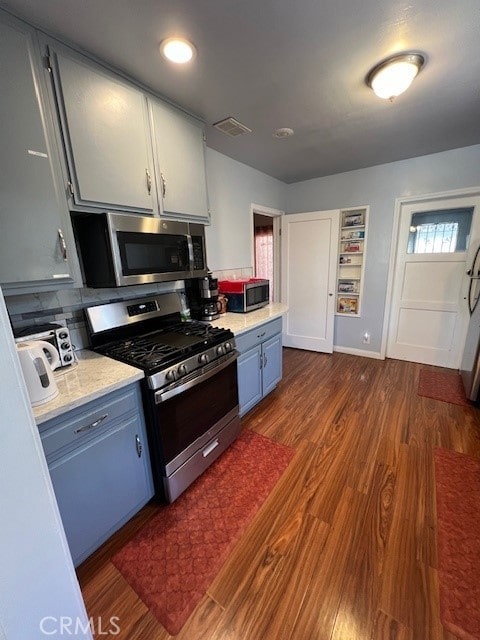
<box><xmin>254</xmin><ymin>213</ymin><xmax>274</xmax><ymax>299</ymax></box>
<box><xmin>251</xmin><ymin>204</ymin><xmax>283</xmax><ymax>302</ymax></box>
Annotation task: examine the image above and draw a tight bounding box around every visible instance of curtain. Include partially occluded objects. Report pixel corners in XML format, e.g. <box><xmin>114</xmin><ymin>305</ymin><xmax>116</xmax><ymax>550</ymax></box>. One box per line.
<box><xmin>254</xmin><ymin>225</ymin><xmax>274</xmax><ymax>301</ymax></box>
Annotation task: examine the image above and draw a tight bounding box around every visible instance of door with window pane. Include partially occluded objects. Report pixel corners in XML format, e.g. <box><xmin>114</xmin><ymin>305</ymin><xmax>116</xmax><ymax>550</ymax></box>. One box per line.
<box><xmin>387</xmin><ymin>195</ymin><xmax>480</xmax><ymax>368</ymax></box>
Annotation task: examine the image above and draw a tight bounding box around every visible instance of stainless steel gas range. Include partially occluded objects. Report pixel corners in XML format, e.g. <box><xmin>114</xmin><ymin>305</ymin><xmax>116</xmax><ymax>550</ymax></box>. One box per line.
<box><xmin>85</xmin><ymin>292</ymin><xmax>240</xmax><ymax>503</ymax></box>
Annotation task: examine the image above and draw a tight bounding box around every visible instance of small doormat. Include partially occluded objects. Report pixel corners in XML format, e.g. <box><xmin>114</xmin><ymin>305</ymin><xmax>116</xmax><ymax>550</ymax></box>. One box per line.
<box><xmin>418</xmin><ymin>369</ymin><xmax>471</xmax><ymax>406</ymax></box>
<box><xmin>112</xmin><ymin>429</ymin><xmax>294</xmax><ymax>635</ymax></box>
<box><xmin>434</xmin><ymin>448</ymin><xmax>480</xmax><ymax>640</ymax></box>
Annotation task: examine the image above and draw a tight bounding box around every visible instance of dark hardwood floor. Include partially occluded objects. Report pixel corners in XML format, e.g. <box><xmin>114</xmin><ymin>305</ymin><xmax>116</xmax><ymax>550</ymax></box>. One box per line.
<box><xmin>77</xmin><ymin>348</ymin><xmax>480</xmax><ymax>639</ymax></box>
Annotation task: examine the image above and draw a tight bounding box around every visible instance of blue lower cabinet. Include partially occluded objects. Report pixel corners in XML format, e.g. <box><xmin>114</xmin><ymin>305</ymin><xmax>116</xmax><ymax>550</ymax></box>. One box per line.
<box><xmin>238</xmin><ymin>346</ymin><xmax>263</xmax><ymax>416</ymax></box>
<box><xmin>236</xmin><ymin>319</ymin><xmax>283</xmax><ymax>416</ymax></box>
<box><xmin>262</xmin><ymin>333</ymin><xmax>282</xmax><ymax>396</ymax></box>
<box><xmin>39</xmin><ymin>384</ymin><xmax>153</xmax><ymax>566</ymax></box>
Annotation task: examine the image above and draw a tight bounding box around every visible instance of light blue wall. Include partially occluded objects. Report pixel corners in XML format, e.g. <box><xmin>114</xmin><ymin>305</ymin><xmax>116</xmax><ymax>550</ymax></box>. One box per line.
<box><xmin>286</xmin><ymin>144</ymin><xmax>480</xmax><ymax>353</ymax></box>
<box><xmin>205</xmin><ymin>148</ymin><xmax>287</xmax><ymax>272</ymax></box>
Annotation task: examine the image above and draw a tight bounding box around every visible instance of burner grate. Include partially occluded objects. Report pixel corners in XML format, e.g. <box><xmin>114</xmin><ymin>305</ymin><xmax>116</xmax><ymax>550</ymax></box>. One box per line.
<box><xmin>107</xmin><ymin>339</ymin><xmax>178</xmax><ymax>368</ymax></box>
<box><xmin>100</xmin><ymin>321</ymin><xmax>233</xmax><ymax>373</ymax></box>
<box><xmin>168</xmin><ymin>322</ymin><xmax>225</xmax><ymax>338</ymax></box>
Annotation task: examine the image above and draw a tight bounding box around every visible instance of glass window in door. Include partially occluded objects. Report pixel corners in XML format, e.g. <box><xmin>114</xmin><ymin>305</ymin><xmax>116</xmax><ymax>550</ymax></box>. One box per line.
<box><xmin>407</xmin><ymin>207</ymin><xmax>473</xmax><ymax>254</ymax></box>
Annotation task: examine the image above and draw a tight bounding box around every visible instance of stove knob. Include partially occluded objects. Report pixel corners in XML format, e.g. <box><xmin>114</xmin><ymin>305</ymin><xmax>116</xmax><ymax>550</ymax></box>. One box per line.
<box><xmin>58</xmin><ymin>330</ymin><xmax>68</xmax><ymax>340</ymax></box>
<box><xmin>224</xmin><ymin>341</ymin><xmax>233</xmax><ymax>352</ymax></box>
<box><xmin>198</xmin><ymin>353</ymin><xmax>209</xmax><ymax>365</ymax></box>
<box><xmin>63</xmin><ymin>354</ymin><xmax>73</xmax><ymax>362</ymax></box>
<box><xmin>216</xmin><ymin>345</ymin><xmax>225</xmax><ymax>356</ymax></box>
<box><xmin>60</xmin><ymin>342</ymin><xmax>70</xmax><ymax>350</ymax></box>
<box><xmin>165</xmin><ymin>370</ymin><xmax>177</xmax><ymax>382</ymax></box>
<box><xmin>177</xmin><ymin>364</ymin><xmax>187</xmax><ymax>377</ymax></box>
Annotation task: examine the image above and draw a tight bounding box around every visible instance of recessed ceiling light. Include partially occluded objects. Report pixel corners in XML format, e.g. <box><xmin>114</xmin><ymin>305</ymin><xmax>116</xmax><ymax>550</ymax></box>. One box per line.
<box><xmin>366</xmin><ymin>53</ymin><xmax>425</xmax><ymax>100</ymax></box>
<box><xmin>273</xmin><ymin>127</ymin><xmax>294</xmax><ymax>139</ymax></box>
<box><xmin>160</xmin><ymin>37</ymin><xmax>196</xmax><ymax>64</ymax></box>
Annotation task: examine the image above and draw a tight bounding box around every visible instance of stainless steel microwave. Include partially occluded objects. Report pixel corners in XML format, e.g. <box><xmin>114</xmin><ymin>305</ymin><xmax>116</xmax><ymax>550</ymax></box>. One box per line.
<box><xmin>73</xmin><ymin>212</ymin><xmax>208</xmax><ymax>287</ymax></box>
<box><xmin>218</xmin><ymin>278</ymin><xmax>270</xmax><ymax>313</ymax></box>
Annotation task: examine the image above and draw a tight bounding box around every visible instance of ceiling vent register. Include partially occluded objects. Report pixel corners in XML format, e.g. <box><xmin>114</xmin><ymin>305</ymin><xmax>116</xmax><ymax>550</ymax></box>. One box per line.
<box><xmin>212</xmin><ymin>117</ymin><xmax>252</xmax><ymax>137</ymax></box>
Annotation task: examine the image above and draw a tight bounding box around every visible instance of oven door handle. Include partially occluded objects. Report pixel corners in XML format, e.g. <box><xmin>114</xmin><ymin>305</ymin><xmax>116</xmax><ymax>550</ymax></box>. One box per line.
<box><xmin>154</xmin><ymin>352</ymin><xmax>239</xmax><ymax>404</ymax></box>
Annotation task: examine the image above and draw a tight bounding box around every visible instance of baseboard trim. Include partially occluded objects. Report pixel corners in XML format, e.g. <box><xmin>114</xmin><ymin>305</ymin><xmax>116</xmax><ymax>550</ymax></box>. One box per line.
<box><xmin>333</xmin><ymin>346</ymin><xmax>384</xmax><ymax>360</ymax></box>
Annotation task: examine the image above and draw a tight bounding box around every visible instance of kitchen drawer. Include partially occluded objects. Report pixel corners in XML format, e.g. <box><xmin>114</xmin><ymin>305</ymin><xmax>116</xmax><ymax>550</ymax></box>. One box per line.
<box><xmin>166</xmin><ymin>413</ymin><xmax>242</xmax><ymax>502</ymax></box>
<box><xmin>235</xmin><ymin>317</ymin><xmax>283</xmax><ymax>355</ymax></box>
<box><xmin>39</xmin><ymin>385</ymin><xmax>138</xmax><ymax>461</ymax></box>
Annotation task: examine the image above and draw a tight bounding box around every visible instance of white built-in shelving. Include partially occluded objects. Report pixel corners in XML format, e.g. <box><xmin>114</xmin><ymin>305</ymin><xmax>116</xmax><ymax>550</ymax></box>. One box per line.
<box><xmin>336</xmin><ymin>207</ymin><xmax>368</xmax><ymax>316</ymax></box>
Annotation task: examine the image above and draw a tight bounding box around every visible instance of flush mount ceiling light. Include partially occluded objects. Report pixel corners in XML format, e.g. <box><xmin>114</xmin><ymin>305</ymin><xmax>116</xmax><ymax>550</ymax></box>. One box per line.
<box><xmin>160</xmin><ymin>37</ymin><xmax>196</xmax><ymax>64</ymax></box>
<box><xmin>367</xmin><ymin>53</ymin><xmax>425</xmax><ymax>100</ymax></box>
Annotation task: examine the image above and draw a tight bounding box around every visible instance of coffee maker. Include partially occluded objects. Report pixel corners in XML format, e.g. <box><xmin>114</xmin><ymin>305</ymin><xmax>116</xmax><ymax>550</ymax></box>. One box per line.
<box><xmin>185</xmin><ymin>273</ymin><xmax>220</xmax><ymax>321</ymax></box>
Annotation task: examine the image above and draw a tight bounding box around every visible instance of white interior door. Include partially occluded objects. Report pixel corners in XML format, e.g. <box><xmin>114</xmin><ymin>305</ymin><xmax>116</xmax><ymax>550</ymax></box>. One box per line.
<box><xmin>281</xmin><ymin>210</ymin><xmax>339</xmax><ymax>352</ymax></box>
<box><xmin>387</xmin><ymin>195</ymin><xmax>480</xmax><ymax>368</ymax></box>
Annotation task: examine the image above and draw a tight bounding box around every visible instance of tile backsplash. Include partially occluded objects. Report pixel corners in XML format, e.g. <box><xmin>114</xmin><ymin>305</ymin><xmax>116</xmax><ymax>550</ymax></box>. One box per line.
<box><xmin>6</xmin><ymin>281</ymin><xmax>183</xmax><ymax>351</ymax></box>
<box><xmin>6</xmin><ymin>267</ymin><xmax>253</xmax><ymax>351</ymax></box>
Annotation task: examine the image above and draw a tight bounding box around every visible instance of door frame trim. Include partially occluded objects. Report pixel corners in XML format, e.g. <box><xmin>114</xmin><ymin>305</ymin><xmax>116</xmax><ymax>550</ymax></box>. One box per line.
<box><xmin>250</xmin><ymin>203</ymin><xmax>284</xmax><ymax>303</ymax></box>
<box><xmin>380</xmin><ymin>186</ymin><xmax>480</xmax><ymax>360</ymax></box>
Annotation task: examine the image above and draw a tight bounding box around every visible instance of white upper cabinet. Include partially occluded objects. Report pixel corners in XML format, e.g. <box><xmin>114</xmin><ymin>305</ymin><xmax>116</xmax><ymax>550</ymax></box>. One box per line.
<box><xmin>149</xmin><ymin>98</ymin><xmax>209</xmax><ymax>222</ymax></box>
<box><xmin>47</xmin><ymin>44</ymin><xmax>157</xmax><ymax>214</ymax></box>
<box><xmin>0</xmin><ymin>14</ymin><xmax>80</xmax><ymax>291</ymax></box>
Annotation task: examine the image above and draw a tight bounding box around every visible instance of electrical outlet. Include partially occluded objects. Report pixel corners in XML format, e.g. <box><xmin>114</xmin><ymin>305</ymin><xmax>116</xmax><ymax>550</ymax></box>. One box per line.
<box><xmin>362</xmin><ymin>332</ymin><xmax>371</xmax><ymax>344</ymax></box>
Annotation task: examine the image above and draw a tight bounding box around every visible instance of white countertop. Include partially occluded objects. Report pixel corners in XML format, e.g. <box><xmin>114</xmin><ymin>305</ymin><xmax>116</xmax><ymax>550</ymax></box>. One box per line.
<box><xmin>209</xmin><ymin>302</ymin><xmax>288</xmax><ymax>335</ymax></box>
<box><xmin>32</xmin><ymin>304</ymin><xmax>287</xmax><ymax>425</ymax></box>
<box><xmin>33</xmin><ymin>350</ymin><xmax>144</xmax><ymax>425</ymax></box>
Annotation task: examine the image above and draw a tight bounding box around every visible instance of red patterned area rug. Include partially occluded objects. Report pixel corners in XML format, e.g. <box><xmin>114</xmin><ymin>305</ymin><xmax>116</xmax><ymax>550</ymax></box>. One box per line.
<box><xmin>418</xmin><ymin>369</ymin><xmax>471</xmax><ymax>406</ymax></box>
<box><xmin>434</xmin><ymin>448</ymin><xmax>480</xmax><ymax>640</ymax></box>
<box><xmin>112</xmin><ymin>429</ymin><xmax>294</xmax><ymax>635</ymax></box>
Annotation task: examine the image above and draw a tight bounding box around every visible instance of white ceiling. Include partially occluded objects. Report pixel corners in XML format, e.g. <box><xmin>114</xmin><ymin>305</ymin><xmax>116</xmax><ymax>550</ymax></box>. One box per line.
<box><xmin>3</xmin><ymin>0</ymin><xmax>480</xmax><ymax>183</ymax></box>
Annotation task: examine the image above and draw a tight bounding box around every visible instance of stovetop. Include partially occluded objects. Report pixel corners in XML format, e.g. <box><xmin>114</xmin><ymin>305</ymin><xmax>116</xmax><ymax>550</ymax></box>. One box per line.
<box><xmin>85</xmin><ymin>293</ymin><xmax>237</xmax><ymax>391</ymax></box>
<box><xmin>99</xmin><ymin>321</ymin><xmax>232</xmax><ymax>373</ymax></box>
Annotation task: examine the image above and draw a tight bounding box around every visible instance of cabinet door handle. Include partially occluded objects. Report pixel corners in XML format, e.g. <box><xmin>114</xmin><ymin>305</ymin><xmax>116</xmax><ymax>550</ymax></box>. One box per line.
<box><xmin>259</xmin><ymin>352</ymin><xmax>263</xmax><ymax>370</ymax></box>
<box><xmin>74</xmin><ymin>413</ymin><xmax>108</xmax><ymax>434</ymax></box>
<box><xmin>135</xmin><ymin>434</ymin><xmax>143</xmax><ymax>458</ymax></box>
<box><xmin>263</xmin><ymin>353</ymin><xmax>268</xmax><ymax>368</ymax></box>
<box><xmin>160</xmin><ymin>172</ymin><xmax>166</xmax><ymax>199</ymax></box>
<box><xmin>145</xmin><ymin>168</ymin><xmax>152</xmax><ymax>195</ymax></box>
<box><xmin>57</xmin><ymin>228</ymin><xmax>67</xmax><ymax>261</ymax></box>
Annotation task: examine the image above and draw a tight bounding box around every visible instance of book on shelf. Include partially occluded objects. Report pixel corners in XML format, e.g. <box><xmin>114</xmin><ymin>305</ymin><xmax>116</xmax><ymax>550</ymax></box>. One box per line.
<box><xmin>343</xmin><ymin>213</ymin><xmax>364</xmax><ymax>227</ymax></box>
<box><xmin>338</xmin><ymin>280</ymin><xmax>359</xmax><ymax>293</ymax></box>
<box><xmin>342</xmin><ymin>241</ymin><xmax>361</xmax><ymax>252</ymax></box>
<box><xmin>337</xmin><ymin>296</ymin><xmax>358</xmax><ymax>314</ymax></box>
<box><xmin>339</xmin><ymin>254</ymin><xmax>362</xmax><ymax>264</ymax></box>
<box><xmin>341</xmin><ymin>229</ymin><xmax>365</xmax><ymax>240</ymax></box>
